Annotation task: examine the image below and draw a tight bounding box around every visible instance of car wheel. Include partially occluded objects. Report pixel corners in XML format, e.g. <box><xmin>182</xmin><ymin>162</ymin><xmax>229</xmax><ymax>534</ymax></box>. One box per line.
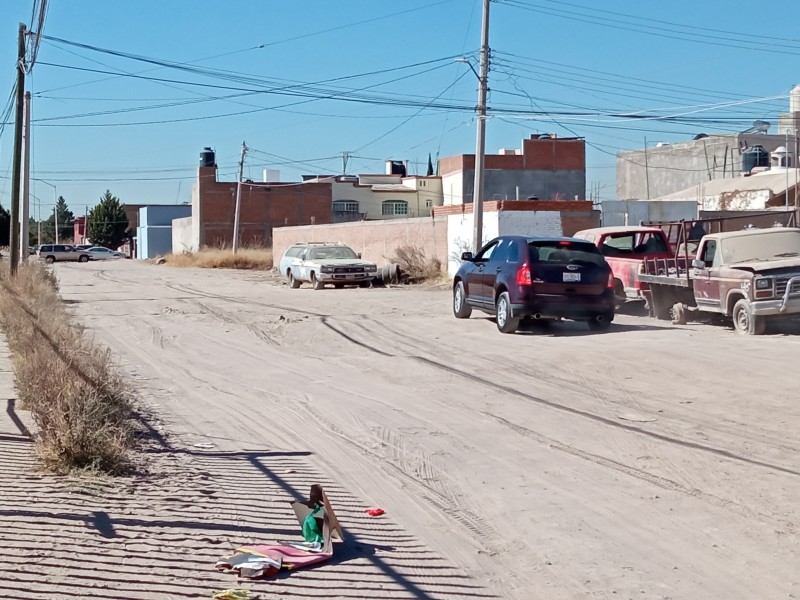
<box><xmin>311</xmin><ymin>272</ymin><xmax>324</xmax><ymax>290</ymax></box>
<box><xmin>78</xmin><ymin>255</ymin><xmax>89</xmax><ymax>263</ymax></box>
<box><xmin>359</xmin><ymin>280</ymin><xmax>371</xmax><ymax>288</ymax></box>
<box><xmin>288</xmin><ymin>271</ymin><xmax>301</xmax><ymax>289</ymax></box>
<box><xmin>732</xmin><ymin>298</ymin><xmax>765</xmax><ymax>335</ymax></box>
<box><xmin>45</xmin><ymin>256</ymin><xmax>55</xmax><ymax>264</ymax></box>
<box><xmin>587</xmin><ymin>314</ymin><xmax>613</xmax><ymax>332</ymax></box>
<box><xmin>495</xmin><ymin>291</ymin><xmax>520</xmax><ymax>334</ymax></box>
<box><xmin>453</xmin><ymin>281</ymin><xmax>472</xmax><ymax>319</ymax></box>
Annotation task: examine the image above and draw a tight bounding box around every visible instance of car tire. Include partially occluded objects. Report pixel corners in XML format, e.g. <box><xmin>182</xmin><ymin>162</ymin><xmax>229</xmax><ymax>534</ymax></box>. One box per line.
<box><xmin>288</xmin><ymin>271</ymin><xmax>301</xmax><ymax>289</ymax></box>
<box><xmin>587</xmin><ymin>314</ymin><xmax>613</xmax><ymax>332</ymax></box>
<box><xmin>359</xmin><ymin>280</ymin><xmax>371</xmax><ymax>288</ymax></box>
<box><xmin>45</xmin><ymin>256</ymin><xmax>55</xmax><ymax>264</ymax></box>
<box><xmin>732</xmin><ymin>298</ymin><xmax>765</xmax><ymax>335</ymax></box>
<box><xmin>78</xmin><ymin>255</ymin><xmax>89</xmax><ymax>263</ymax></box>
<box><xmin>495</xmin><ymin>291</ymin><xmax>520</xmax><ymax>334</ymax></box>
<box><xmin>453</xmin><ymin>281</ymin><xmax>472</xmax><ymax>319</ymax></box>
<box><xmin>311</xmin><ymin>272</ymin><xmax>324</xmax><ymax>290</ymax></box>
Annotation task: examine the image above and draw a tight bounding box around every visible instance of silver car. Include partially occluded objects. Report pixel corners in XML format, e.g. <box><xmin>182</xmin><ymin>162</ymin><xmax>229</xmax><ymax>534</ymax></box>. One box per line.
<box><xmin>37</xmin><ymin>244</ymin><xmax>91</xmax><ymax>263</ymax></box>
<box><xmin>87</xmin><ymin>246</ymin><xmax>125</xmax><ymax>260</ymax></box>
<box><xmin>279</xmin><ymin>243</ymin><xmax>377</xmax><ymax>289</ymax></box>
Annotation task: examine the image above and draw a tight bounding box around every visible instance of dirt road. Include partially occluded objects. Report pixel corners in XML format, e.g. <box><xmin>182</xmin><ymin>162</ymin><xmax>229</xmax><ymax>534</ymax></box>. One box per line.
<box><xmin>37</xmin><ymin>261</ymin><xmax>800</xmax><ymax>598</ymax></box>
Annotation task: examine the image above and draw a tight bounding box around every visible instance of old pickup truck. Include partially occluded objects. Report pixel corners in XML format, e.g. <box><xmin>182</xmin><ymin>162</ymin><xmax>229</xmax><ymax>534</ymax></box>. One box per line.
<box><xmin>572</xmin><ymin>226</ymin><xmax>673</xmax><ymax>304</ymax></box>
<box><xmin>639</xmin><ymin>226</ymin><xmax>800</xmax><ymax>334</ymax></box>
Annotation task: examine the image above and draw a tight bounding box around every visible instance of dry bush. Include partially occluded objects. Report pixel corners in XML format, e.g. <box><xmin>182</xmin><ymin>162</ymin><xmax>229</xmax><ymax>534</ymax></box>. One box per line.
<box><xmin>390</xmin><ymin>246</ymin><xmax>444</xmax><ymax>283</ymax></box>
<box><xmin>0</xmin><ymin>262</ymin><xmax>133</xmax><ymax>474</ymax></box>
<box><xmin>163</xmin><ymin>247</ymin><xmax>273</xmax><ymax>270</ymax></box>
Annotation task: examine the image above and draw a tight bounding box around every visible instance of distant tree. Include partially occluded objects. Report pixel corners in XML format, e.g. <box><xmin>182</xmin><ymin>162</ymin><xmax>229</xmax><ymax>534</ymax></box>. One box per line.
<box><xmin>88</xmin><ymin>190</ymin><xmax>128</xmax><ymax>249</ymax></box>
<box><xmin>0</xmin><ymin>204</ymin><xmax>9</xmax><ymax>246</ymax></box>
<box><xmin>40</xmin><ymin>196</ymin><xmax>75</xmax><ymax>243</ymax></box>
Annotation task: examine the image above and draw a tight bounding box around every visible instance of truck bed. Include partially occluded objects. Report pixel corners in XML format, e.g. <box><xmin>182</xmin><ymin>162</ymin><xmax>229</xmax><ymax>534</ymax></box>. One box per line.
<box><xmin>640</xmin><ymin>257</ymin><xmax>693</xmax><ymax>287</ymax></box>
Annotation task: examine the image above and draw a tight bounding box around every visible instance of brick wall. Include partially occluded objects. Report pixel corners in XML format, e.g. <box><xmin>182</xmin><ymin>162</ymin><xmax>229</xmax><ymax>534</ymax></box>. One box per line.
<box><xmin>272</xmin><ymin>216</ymin><xmax>448</xmax><ymax>271</ymax></box>
<box><xmin>197</xmin><ymin>167</ymin><xmax>332</xmax><ymax>247</ymax></box>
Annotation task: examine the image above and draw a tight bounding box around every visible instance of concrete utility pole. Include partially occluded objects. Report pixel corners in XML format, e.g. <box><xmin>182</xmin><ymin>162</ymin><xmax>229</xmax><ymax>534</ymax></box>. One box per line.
<box><xmin>232</xmin><ymin>141</ymin><xmax>247</xmax><ymax>254</ymax></box>
<box><xmin>9</xmin><ymin>23</ymin><xmax>26</xmax><ymax>275</ymax></box>
<box><xmin>471</xmin><ymin>0</ymin><xmax>491</xmax><ymax>253</ymax></box>
<box><xmin>21</xmin><ymin>92</ymin><xmax>31</xmax><ymax>261</ymax></box>
<box><xmin>54</xmin><ymin>205</ymin><xmax>59</xmax><ymax>244</ymax></box>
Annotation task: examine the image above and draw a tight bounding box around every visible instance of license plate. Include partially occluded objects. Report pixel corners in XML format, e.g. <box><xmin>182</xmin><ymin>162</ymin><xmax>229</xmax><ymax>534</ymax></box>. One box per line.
<box><xmin>563</xmin><ymin>272</ymin><xmax>581</xmax><ymax>282</ymax></box>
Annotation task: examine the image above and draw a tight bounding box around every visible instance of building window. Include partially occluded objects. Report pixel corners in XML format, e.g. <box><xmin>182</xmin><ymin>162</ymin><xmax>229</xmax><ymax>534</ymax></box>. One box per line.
<box><xmin>425</xmin><ymin>199</ymin><xmax>433</xmax><ymax>208</ymax></box>
<box><xmin>333</xmin><ymin>200</ymin><xmax>359</xmax><ymax>213</ymax></box>
<box><xmin>382</xmin><ymin>200</ymin><xmax>409</xmax><ymax>216</ymax></box>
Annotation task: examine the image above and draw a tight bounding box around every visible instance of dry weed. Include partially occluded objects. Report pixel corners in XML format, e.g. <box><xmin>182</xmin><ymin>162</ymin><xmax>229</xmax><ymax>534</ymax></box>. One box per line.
<box><xmin>0</xmin><ymin>262</ymin><xmax>133</xmax><ymax>474</ymax></box>
<box><xmin>163</xmin><ymin>247</ymin><xmax>273</xmax><ymax>270</ymax></box>
<box><xmin>390</xmin><ymin>246</ymin><xmax>443</xmax><ymax>283</ymax></box>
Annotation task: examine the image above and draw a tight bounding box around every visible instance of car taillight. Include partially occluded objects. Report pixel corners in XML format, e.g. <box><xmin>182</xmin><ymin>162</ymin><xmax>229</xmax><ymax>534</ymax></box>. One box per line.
<box><xmin>607</xmin><ymin>271</ymin><xmax>615</xmax><ymax>288</ymax></box>
<box><xmin>516</xmin><ymin>263</ymin><xmax>532</xmax><ymax>285</ymax></box>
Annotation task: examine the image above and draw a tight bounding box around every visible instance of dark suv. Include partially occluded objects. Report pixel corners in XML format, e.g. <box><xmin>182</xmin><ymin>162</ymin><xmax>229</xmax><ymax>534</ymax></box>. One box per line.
<box><xmin>452</xmin><ymin>236</ymin><xmax>615</xmax><ymax>333</ymax></box>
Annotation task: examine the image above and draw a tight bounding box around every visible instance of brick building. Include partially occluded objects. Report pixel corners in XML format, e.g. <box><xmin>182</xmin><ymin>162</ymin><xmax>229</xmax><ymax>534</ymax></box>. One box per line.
<box><xmin>439</xmin><ymin>134</ymin><xmax>586</xmax><ymax>205</ymax></box>
<box><xmin>186</xmin><ymin>163</ymin><xmax>333</xmax><ymax>249</ymax></box>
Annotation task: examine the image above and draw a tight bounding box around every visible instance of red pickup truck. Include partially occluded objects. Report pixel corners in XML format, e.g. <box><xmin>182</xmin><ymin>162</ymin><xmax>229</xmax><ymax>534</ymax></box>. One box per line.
<box><xmin>572</xmin><ymin>226</ymin><xmax>674</xmax><ymax>303</ymax></box>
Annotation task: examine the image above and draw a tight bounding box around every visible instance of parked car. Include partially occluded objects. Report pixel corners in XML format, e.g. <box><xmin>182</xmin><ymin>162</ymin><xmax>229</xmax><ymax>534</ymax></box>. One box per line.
<box><xmin>640</xmin><ymin>226</ymin><xmax>800</xmax><ymax>335</ymax></box>
<box><xmin>572</xmin><ymin>226</ymin><xmax>673</xmax><ymax>304</ymax></box>
<box><xmin>453</xmin><ymin>236</ymin><xmax>615</xmax><ymax>333</ymax></box>
<box><xmin>279</xmin><ymin>242</ymin><xmax>378</xmax><ymax>289</ymax></box>
<box><xmin>37</xmin><ymin>244</ymin><xmax>91</xmax><ymax>264</ymax></box>
<box><xmin>87</xmin><ymin>246</ymin><xmax>125</xmax><ymax>260</ymax></box>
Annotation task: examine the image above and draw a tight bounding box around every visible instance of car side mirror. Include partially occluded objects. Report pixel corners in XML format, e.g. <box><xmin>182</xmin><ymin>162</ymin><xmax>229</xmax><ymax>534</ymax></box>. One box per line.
<box><xmin>461</xmin><ymin>252</ymin><xmax>474</xmax><ymax>262</ymax></box>
<box><xmin>691</xmin><ymin>259</ymin><xmax>706</xmax><ymax>269</ymax></box>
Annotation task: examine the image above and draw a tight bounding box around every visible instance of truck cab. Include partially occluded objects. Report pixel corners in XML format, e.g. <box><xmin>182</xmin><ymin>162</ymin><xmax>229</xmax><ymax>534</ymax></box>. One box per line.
<box><xmin>573</xmin><ymin>226</ymin><xmax>673</xmax><ymax>302</ymax></box>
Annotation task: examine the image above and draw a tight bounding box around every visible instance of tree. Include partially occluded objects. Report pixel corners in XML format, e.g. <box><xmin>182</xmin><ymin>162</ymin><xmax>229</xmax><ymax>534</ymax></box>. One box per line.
<box><xmin>88</xmin><ymin>190</ymin><xmax>128</xmax><ymax>249</ymax></box>
<box><xmin>40</xmin><ymin>196</ymin><xmax>75</xmax><ymax>243</ymax></box>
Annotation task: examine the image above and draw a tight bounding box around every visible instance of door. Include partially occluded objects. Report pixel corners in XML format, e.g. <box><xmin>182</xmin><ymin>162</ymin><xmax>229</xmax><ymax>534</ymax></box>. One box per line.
<box><xmin>469</xmin><ymin>240</ymin><xmax>501</xmax><ymax>307</ymax></box>
<box><xmin>693</xmin><ymin>239</ymin><xmax>721</xmax><ymax>308</ymax></box>
<box><xmin>482</xmin><ymin>240</ymin><xmax>510</xmax><ymax>303</ymax></box>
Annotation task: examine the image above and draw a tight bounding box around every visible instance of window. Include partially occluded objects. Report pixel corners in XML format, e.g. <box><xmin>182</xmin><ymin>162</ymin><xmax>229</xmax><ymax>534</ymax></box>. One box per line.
<box><xmin>474</xmin><ymin>240</ymin><xmax>499</xmax><ymax>262</ymax></box>
<box><xmin>529</xmin><ymin>241</ymin><xmax>605</xmax><ymax>266</ymax></box>
<box><xmin>491</xmin><ymin>240</ymin><xmax>510</xmax><ymax>263</ymax></box>
<box><xmin>701</xmin><ymin>240</ymin><xmax>717</xmax><ymax>267</ymax></box>
<box><xmin>506</xmin><ymin>241</ymin><xmax>520</xmax><ymax>263</ymax></box>
<box><xmin>333</xmin><ymin>200</ymin><xmax>359</xmax><ymax>213</ymax></box>
<box><xmin>425</xmin><ymin>199</ymin><xmax>433</xmax><ymax>208</ymax></box>
<box><xmin>382</xmin><ymin>200</ymin><xmax>409</xmax><ymax>216</ymax></box>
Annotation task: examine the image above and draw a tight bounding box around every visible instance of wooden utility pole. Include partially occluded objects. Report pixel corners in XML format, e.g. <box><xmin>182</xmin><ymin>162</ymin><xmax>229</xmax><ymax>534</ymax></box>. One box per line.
<box><xmin>471</xmin><ymin>0</ymin><xmax>491</xmax><ymax>253</ymax></box>
<box><xmin>232</xmin><ymin>141</ymin><xmax>247</xmax><ymax>254</ymax></box>
<box><xmin>21</xmin><ymin>92</ymin><xmax>31</xmax><ymax>261</ymax></box>
<box><xmin>10</xmin><ymin>23</ymin><xmax>26</xmax><ymax>275</ymax></box>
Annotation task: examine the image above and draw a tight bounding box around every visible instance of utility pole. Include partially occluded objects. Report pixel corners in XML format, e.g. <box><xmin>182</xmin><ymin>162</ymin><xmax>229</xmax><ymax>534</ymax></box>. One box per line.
<box><xmin>21</xmin><ymin>91</ymin><xmax>31</xmax><ymax>261</ymax></box>
<box><xmin>10</xmin><ymin>23</ymin><xmax>26</xmax><ymax>275</ymax></box>
<box><xmin>471</xmin><ymin>0</ymin><xmax>491</xmax><ymax>253</ymax></box>
<box><xmin>232</xmin><ymin>141</ymin><xmax>247</xmax><ymax>254</ymax></box>
<box><xmin>54</xmin><ymin>205</ymin><xmax>59</xmax><ymax>244</ymax></box>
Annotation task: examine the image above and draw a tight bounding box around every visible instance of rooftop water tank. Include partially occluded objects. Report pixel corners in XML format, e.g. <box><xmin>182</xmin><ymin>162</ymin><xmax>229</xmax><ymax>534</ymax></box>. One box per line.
<box><xmin>742</xmin><ymin>145</ymin><xmax>770</xmax><ymax>173</ymax></box>
<box><xmin>791</xmin><ymin>84</ymin><xmax>800</xmax><ymax>113</ymax></box>
<box><xmin>199</xmin><ymin>147</ymin><xmax>216</xmax><ymax>168</ymax></box>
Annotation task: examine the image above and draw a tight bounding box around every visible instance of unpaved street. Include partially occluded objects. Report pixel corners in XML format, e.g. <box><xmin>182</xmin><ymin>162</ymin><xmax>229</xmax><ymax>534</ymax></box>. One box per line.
<box><xmin>49</xmin><ymin>261</ymin><xmax>800</xmax><ymax>598</ymax></box>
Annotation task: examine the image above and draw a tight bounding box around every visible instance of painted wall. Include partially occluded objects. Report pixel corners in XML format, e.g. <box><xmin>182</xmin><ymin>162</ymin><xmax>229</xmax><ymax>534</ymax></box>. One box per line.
<box><xmin>616</xmin><ymin>133</ymin><xmax>792</xmax><ymax>200</ymax></box>
<box><xmin>601</xmin><ymin>200</ymin><xmax>697</xmax><ymax>226</ymax></box>
<box><xmin>331</xmin><ymin>176</ymin><xmax>443</xmax><ymax>220</ymax></box>
<box><xmin>140</xmin><ymin>204</ymin><xmax>191</xmax><ymax>227</ymax></box>
<box><xmin>172</xmin><ymin>216</ymin><xmax>194</xmax><ymax>253</ymax></box>
<box><xmin>138</xmin><ymin>226</ymin><xmax>174</xmax><ymax>259</ymax></box>
<box><xmin>272</xmin><ymin>216</ymin><xmax>448</xmax><ymax>272</ymax></box>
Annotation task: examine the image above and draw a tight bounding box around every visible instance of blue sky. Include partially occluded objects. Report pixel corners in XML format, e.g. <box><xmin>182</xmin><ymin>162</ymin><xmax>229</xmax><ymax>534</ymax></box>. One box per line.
<box><xmin>2</xmin><ymin>0</ymin><xmax>800</xmax><ymax>218</ymax></box>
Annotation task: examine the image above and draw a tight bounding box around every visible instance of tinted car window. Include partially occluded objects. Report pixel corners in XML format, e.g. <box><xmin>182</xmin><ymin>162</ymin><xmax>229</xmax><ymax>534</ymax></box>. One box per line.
<box><xmin>474</xmin><ymin>241</ymin><xmax>499</xmax><ymax>262</ymax></box>
<box><xmin>529</xmin><ymin>240</ymin><xmax>605</xmax><ymax>266</ymax></box>
<box><xmin>491</xmin><ymin>240</ymin><xmax>509</xmax><ymax>263</ymax></box>
<box><xmin>506</xmin><ymin>241</ymin><xmax>520</xmax><ymax>263</ymax></box>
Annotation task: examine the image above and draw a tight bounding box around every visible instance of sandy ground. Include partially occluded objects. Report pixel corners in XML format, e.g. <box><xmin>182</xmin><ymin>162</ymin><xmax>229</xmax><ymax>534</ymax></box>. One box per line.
<box><xmin>1</xmin><ymin>259</ymin><xmax>798</xmax><ymax>599</ymax></box>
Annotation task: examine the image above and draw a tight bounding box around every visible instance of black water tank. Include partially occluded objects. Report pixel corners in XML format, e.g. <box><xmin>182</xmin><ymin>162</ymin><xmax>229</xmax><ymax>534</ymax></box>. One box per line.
<box><xmin>742</xmin><ymin>145</ymin><xmax>770</xmax><ymax>173</ymax></box>
<box><xmin>199</xmin><ymin>147</ymin><xmax>216</xmax><ymax>168</ymax></box>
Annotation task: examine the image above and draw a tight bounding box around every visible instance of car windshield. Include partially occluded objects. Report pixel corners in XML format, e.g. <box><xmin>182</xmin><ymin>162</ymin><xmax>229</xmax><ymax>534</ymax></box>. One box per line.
<box><xmin>528</xmin><ymin>240</ymin><xmax>605</xmax><ymax>266</ymax></box>
<box><xmin>721</xmin><ymin>230</ymin><xmax>800</xmax><ymax>264</ymax></box>
<box><xmin>308</xmin><ymin>246</ymin><xmax>358</xmax><ymax>261</ymax></box>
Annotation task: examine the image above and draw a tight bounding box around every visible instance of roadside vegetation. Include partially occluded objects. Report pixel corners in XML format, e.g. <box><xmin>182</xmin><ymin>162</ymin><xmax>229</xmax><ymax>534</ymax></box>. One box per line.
<box><xmin>163</xmin><ymin>247</ymin><xmax>273</xmax><ymax>270</ymax></box>
<box><xmin>390</xmin><ymin>245</ymin><xmax>449</xmax><ymax>286</ymax></box>
<box><xmin>0</xmin><ymin>262</ymin><xmax>133</xmax><ymax>474</ymax></box>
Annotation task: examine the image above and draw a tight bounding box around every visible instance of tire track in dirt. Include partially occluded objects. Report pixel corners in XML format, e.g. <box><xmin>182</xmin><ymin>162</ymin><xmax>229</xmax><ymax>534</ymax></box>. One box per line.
<box><xmin>320</xmin><ymin>316</ymin><xmax>800</xmax><ymax>479</ymax></box>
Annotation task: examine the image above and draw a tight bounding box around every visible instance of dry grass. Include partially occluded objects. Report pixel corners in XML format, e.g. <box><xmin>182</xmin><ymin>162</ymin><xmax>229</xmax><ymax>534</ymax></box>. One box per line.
<box><xmin>163</xmin><ymin>247</ymin><xmax>273</xmax><ymax>270</ymax></box>
<box><xmin>0</xmin><ymin>262</ymin><xmax>133</xmax><ymax>474</ymax></box>
<box><xmin>390</xmin><ymin>246</ymin><xmax>444</xmax><ymax>283</ymax></box>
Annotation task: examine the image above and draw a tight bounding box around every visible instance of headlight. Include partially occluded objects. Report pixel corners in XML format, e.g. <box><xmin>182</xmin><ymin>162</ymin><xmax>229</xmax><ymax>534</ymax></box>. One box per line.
<box><xmin>365</xmin><ymin>265</ymin><xmax>377</xmax><ymax>272</ymax></box>
<box><xmin>755</xmin><ymin>278</ymin><xmax>772</xmax><ymax>290</ymax></box>
<box><xmin>321</xmin><ymin>266</ymin><xmax>334</xmax><ymax>273</ymax></box>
